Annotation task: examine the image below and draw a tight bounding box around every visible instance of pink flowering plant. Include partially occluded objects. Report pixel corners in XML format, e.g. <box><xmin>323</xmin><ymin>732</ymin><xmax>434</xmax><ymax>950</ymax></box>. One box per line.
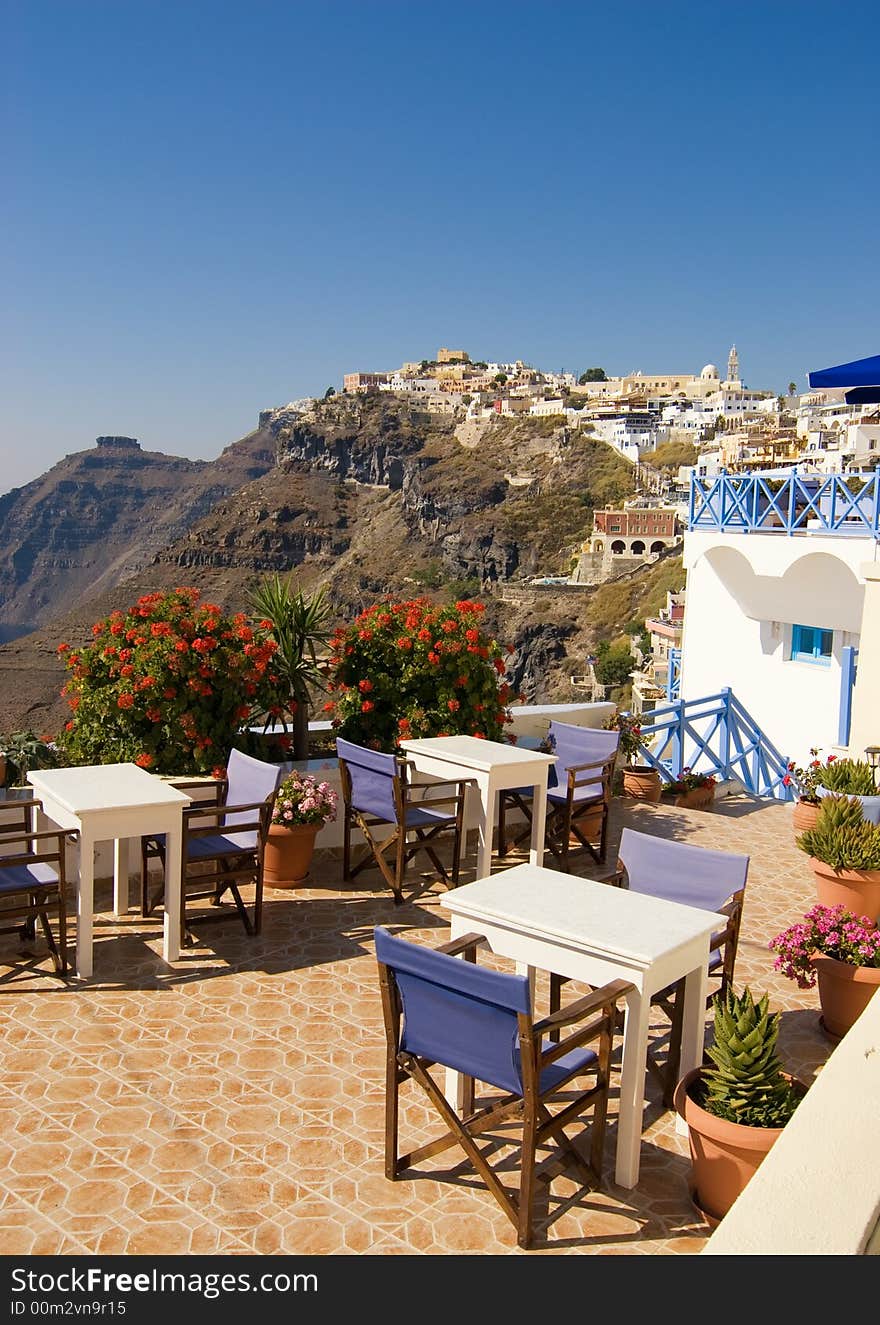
<box><xmin>57</xmin><ymin>587</ymin><xmax>288</xmax><ymax>775</ymax></box>
<box><xmin>325</xmin><ymin>597</ymin><xmax>518</xmax><ymax>750</ymax></box>
<box><xmin>271</xmin><ymin>769</ymin><xmax>338</xmax><ymax>828</ymax></box>
<box><xmin>769</xmin><ymin>902</ymin><xmax>880</xmax><ymax>989</ymax></box>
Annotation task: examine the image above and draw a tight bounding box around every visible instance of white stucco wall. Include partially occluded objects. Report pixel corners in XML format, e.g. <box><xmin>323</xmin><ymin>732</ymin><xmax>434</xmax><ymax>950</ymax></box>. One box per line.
<box><xmin>681</xmin><ymin>531</ymin><xmax>872</xmax><ymax>765</ymax></box>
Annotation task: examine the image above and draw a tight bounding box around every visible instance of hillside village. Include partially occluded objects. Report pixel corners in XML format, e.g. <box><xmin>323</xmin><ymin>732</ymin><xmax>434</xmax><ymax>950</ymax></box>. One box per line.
<box><xmin>314</xmin><ymin>343</ymin><xmax>879</xmax><ymax>479</ymax></box>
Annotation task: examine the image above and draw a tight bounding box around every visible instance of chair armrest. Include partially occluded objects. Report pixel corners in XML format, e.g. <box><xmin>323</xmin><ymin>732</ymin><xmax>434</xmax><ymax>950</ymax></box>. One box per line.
<box><xmin>596</xmin><ymin>867</ymin><xmax>625</xmax><ymax>887</ymax></box>
<box><xmin>0</xmin><ymin>827</ymin><xmax>74</xmax><ymax>848</ymax></box>
<box><xmin>534</xmin><ymin>978</ymin><xmax>633</xmax><ymax>1037</ymax></box>
<box><xmin>435</xmin><ymin>932</ymin><xmax>488</xmax><ymax>958</ymax></box>
<box><xmin>183</xmin><ymin>798</ymin><xmax>271</xmax><ymax>822</ymax></box>
<box><xmin>567</xmin><ymin>757</ymin><xmax>615</xmax><ymax>790</ymax></box>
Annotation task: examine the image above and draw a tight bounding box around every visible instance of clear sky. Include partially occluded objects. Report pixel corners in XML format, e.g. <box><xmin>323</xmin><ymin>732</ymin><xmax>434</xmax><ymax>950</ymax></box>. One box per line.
<box><xmin>3</xmin><ymin>0</ymin><xmax>879</xmax><ymax>493</ymax></box>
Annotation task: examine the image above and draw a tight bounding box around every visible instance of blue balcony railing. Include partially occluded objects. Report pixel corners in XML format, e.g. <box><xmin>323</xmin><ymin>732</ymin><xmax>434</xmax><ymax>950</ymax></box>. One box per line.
<box><xmin>632</xmin><ymin>687</ymin><xmax>794</xmax><ymax>801</ymax></box>
<box><xmin>666</xmin><ymin>648</ymin><xmax>681</xmax><ymax>700</ymax></box>
<box><xmin>689</xmin><ymin>471</ymin><xmax>880</xmax><ymax>536</ymax></box>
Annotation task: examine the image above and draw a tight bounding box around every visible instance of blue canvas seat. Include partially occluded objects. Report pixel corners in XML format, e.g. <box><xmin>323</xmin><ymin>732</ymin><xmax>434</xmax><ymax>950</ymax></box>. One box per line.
<box><xmin>337</xmin><ymin>738</ymin><xmax>470</xmax><ymax>905</ymax></box>
<box><xmin>140</xmin><ymin>748</ymin><xmax>283</xmax><ymax>939</ymax></box>
<box><xmin>374</xmin><ymin>925</ymin><xmax>631</xmax><ymax>1248</ymax></box>
<box><xmin>498</xmin><ymin>721</ymin><xmax>619</xmax><ymax>868</ymax></box>
<box><xmin>0</xmin><ymin>797</ymin><xmax>70</xmax><ymax>977</ymax></box>
<box><xmin>551</xmin><ymin>826</ymin><xmax>750</xmax><ymax>1106</ymax></box>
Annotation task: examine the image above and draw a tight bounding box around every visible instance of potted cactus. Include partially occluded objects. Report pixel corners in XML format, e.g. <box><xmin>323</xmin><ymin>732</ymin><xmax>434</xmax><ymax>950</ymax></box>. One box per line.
<box><xmin>673</xmin><ymin>986</ymin><xmax>806</xmax><ymax>1227</ymax></box>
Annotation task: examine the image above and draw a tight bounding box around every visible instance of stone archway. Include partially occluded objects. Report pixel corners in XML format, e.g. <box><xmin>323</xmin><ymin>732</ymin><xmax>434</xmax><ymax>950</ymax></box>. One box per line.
<box><xmin>611</xmin><ymin>540</ymin><xmax>626</xmax><ymax>555</ymax></box>
<box><xmin>650</xmin><ymin>540</ymin><xmax>666</xmax><ymax>554</ymax></box>
<box><xmin>631</xmin><ymin>540</ymin><xmax>646</xmax><ymax>555</ymax></box>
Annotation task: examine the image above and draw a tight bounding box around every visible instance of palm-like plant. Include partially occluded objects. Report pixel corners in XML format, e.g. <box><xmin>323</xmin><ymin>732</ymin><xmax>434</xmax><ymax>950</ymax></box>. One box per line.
<box><xmin>249</xmin><ymin>575</ymin><xmax>333</xmax><ymax>759</ymax></box>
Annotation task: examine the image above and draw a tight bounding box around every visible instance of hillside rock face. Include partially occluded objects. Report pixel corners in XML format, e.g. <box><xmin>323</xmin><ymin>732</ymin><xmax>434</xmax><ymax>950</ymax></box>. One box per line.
<box><xmin>0</xmin><ymin>430</ymin><xmax>275</xmax><ymax>641</ymax></box>
<box><xmin>0</xmin><ymin>395</ymin><xmax>682</xmax><ymax>739</ymax></box>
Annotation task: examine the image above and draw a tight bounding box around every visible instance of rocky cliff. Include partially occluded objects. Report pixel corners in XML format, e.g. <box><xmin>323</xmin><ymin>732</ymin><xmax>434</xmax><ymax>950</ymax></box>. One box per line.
<box><xmin>0</xmin><ymin>395</ymin><xmax>684</xmax><ymax>739</ymax></box>
<box><xmin>0</xmin><ymin>429</ymin><xmax>275</xmax><ymax>641</ymax></box>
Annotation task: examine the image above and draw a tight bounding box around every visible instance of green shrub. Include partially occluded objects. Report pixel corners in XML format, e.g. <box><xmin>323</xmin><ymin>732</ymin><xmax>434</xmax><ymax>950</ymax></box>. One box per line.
<box><xmin>326</xmin><ymin>597</ymin><xmax>514</xmax><ymax>750</ymax></box>
<box><xmin>57</xmin><ymin>588</ymin><xmax>287</xmax><ymax>775</ymax></box>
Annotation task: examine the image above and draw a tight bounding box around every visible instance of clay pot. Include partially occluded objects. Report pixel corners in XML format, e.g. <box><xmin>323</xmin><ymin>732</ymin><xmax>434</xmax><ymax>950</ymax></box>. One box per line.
<box><xmin>263</xmin><ymin>822</ymin><xmax>320</xmax><ymax>888</ymax></box>
<box><xmin>811</xmin><ymin>955</ymin><xmax>880</xmax><ymax>1040</ymax></box>
<box><xmin>673</xmin><ymin>786</ymin><xmax>714</xmax><ymax>810</ymax></box>
<box><xmin>792</xmin><ymin>797</ymin><xmax>822</xmax><ymax>835</ymax></box>
<box><xmin>807</xmin><ymin>857</ymin><xmax>880</xmax><ymax>926</ymax></box>
<box><xmin>673</xmin><ymin>1067</ymin><xmax>796</xmax><ymax>1228</ymax></box>
<box><xmin>621</xmin><ymin>765</ymin><xmax>662</xmax><ymax>802</ymax></box>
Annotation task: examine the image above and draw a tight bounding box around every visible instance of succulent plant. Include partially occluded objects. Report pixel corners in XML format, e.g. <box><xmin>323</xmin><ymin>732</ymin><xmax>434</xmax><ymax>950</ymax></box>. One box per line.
<box><xmin>816</xmin><ymin>757</ymin><xmax>878</xmax><ymax>797</ymax></box>
<box><xmin>699</xmin><ymin>987</ymin><xmax>803</xmax><ymax>1128</ymax></box>
<box><xmin>796</xmin><ymin>795</ymin><xmax>880</xmax><ymax>871</ymax></box>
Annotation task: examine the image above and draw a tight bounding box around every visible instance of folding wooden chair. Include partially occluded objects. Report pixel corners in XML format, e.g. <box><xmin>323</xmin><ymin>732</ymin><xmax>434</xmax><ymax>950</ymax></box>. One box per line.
<box><xmin>0</xmin><ymin>797</ymin><xmax>70</xmax><ymax>976</ymax></box>
<box><xmin>375</xmin><ymin>924</ymin><xmax>632</xmax><ymax>1248</ymax></box>
<box><xmin>551</xmin><ymin>826</ymin><xmax>749</xmax><ymax>1106</ymax></box>
<box><xmin>141</xmin><ymin>748</ymin><xmax>282</xmax><ymax>940</ymax></box>
<box><xmin>337</xmin><ymin>738</ymin><xmax>470</xmax><ymax>905</ymax></box>
<box><xmin>498</xmin><ymin>721</ymin><xmax>619</xmax><ymax>869</ymax></box>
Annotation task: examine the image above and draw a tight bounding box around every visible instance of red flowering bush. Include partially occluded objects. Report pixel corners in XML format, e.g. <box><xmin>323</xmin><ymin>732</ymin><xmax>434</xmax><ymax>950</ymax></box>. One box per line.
<box><xmin>325</xmin><ymin>597</ymin><xmax>516</xmax><ymax>749</ymax></box>
<box><xmin>56</xmin><ymin>587</ymin><xmax>288</xmax><ymax>774</ymax></box>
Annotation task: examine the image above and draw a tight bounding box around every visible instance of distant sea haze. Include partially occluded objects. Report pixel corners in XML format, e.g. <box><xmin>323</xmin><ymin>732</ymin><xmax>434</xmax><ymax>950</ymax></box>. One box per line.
<box><xmin>0</xmin><ymin>624</ymin><xmax>31</xmax><ymax>645</ymax></box>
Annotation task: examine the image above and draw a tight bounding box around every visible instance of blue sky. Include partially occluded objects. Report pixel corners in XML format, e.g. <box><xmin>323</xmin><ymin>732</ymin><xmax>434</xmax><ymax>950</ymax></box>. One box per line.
<box><xmin>3</xmin><ymin>0</ymin><xmax>879</xmax><ymax>492</ymax></box>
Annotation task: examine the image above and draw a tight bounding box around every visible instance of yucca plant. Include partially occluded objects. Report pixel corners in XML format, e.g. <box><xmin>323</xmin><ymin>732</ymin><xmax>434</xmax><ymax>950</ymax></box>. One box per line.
<box><xmin>699</xmin><ymin>987</ymin><xmax>803</xmax><ymax>1128</ymax></box>
<box><xmin>249</xmin><ymin>574</ymin><xmax>333</xmax><ymax>760</ymax></box>
<box><xmin>796</xmin><ymin>795</ymin><xmax>880</xmax><ymax>871</ymax></box>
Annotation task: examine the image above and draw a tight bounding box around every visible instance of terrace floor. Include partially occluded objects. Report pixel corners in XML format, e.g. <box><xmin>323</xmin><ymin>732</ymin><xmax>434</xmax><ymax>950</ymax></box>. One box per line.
<box><xmin>0</xmin><ymin>791</ymin><xmax>834</xmax><ymax>1257</ymax></box>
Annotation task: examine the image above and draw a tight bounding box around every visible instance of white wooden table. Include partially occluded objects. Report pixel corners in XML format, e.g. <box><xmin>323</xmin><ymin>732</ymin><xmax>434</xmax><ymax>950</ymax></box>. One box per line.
<box><xmin>400</xmin><ymin>735</ymin><xmax>556</xmax><ymax>878</ymax></box>
<box><xmin>441</xmin><ymin>862</ymin><xmax>721</xmax><ymax>1188</ymax></box>
<box><xmin>27</xmin><ymin>763</ymin><xmax>191</xmax><ymax>979</ymax></box>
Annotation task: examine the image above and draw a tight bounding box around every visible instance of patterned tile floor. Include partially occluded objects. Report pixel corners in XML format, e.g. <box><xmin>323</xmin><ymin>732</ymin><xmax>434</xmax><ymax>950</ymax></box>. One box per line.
<box><xmin>0</xmin><ymin>792</ymin><xmax>834</xmax><ymax>1256</ymax></box>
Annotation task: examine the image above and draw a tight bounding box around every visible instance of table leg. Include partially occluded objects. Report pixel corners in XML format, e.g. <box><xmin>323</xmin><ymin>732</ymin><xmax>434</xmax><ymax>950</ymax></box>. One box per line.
<box><xmin>76</xmin><ymin>830</ymin><xmax>95</xmax><ymax>980</ymax></box>
<box><xmin>528</xmin><ymin>776</ymin><xmax>548</xmax><ymax>867</ymax></box>
<box><xmin>162</xmin><ymin>821</ymin><xmax>182</xmax><ymax>964</ymax></box>
<box><xmin>674</xmin><ymin>962</ymin><xmax>710</xmax><ymax>1137</ymax></box>
<box><xmin>473</xmin><ymin>772</ymin><xmax>493</xmax><ymax>880</ymax></box>
<box><xmin>113</xmin><ymin>838</ymin><xmax>129</xmax><ymax>916</ymax></box>
<box><xmin>615</xmin><ymin>986</ymin><xmax>651</xmax><ymax>1188</ymax></box>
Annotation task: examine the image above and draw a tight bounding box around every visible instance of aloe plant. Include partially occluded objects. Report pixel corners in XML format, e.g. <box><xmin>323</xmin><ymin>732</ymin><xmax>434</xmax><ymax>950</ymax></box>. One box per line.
<box><xmin>700</xmin><ymin>987</ymin><xmax>802</xmax><ymax>1128</ymax></box>
<box><xmin>796</xmin><ymin>795</ymin><xmax>880</xmax><ymax>871</ymax></box>
<box><xmin>816</xmin><ymin>758</ymin><xmax>877</xmax><ymax>796</ymax></box>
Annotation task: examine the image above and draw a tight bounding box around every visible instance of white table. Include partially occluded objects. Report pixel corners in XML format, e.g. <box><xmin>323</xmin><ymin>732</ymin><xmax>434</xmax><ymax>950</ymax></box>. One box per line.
<box><xmin>400</xmin><ymin>735</ymin><xmax>557</xmax><ymax>879</ymax></box>
<box><xmin>27</xmin><ymin>763</ymin><xmax>191</xmax><ymax>979</ymax></box>
<box><xmin>441</xmin><ymin>862</ymin><xmax>721</xmax><ymax>1188</ymax></box>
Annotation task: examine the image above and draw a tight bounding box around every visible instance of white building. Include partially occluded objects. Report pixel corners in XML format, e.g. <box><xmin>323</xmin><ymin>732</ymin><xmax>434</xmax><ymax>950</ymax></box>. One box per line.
<box><xmin>679</xmin><ymin>471</ymin><xmax>880</xmax><ymax>769</ymax></box>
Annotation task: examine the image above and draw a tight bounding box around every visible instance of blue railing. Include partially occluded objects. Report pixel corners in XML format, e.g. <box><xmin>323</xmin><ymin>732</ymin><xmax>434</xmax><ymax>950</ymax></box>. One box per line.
<box><xmin>689</xmin><ymin>471</ymin><xmax>880</xmax><ymax>536</ymax></box>
<box><xmin>632</xmin><ymin>687</ymin><xmax>794</xmax><ymax>800</ymax></box>
<box><xmin>666</xmin><ymin>648</ymin><xmax>681</xmax><ymax>700</ymax></box>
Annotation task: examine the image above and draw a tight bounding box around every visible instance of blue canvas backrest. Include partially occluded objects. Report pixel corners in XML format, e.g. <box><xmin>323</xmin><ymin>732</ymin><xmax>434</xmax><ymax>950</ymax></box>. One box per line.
<box><xmin>374</xmin><ymin>926</ymin><xmax>531</xmax><ymax>1096</ymax></box>
<box><xmin>222</xmin><ymin>748</ymin><xmax>283</xmax><ymax>842</ymax></box>
<box><xmin>618</xmin><ymin>827</ymin><xmax>749</xmax><ymax>911</ymax></box>
<box><xmin>547</xmin><ymin>722</ymin><xmax>619</xmax><ymax>794</ymax></box>
<box><xmin>337</xmin><ymin>738</ymin><xmax>400</xmax><ymax>823</ymax></box>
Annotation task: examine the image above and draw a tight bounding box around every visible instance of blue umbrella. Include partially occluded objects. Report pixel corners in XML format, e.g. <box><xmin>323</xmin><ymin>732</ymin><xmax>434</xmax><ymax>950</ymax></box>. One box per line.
<box><xmin>809</xmin><ymin>353</ymin><xmax>880</xmax><ymax>403</ymax></box>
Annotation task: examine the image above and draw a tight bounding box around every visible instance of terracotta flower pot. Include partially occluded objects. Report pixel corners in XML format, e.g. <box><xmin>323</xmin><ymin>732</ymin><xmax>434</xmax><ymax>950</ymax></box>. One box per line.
<box><xmin>807</xmin><ymin>857</ymin><xmax>880</xmax><ymax>926</ymax></box>
<box><xmin>621</xmin><ymin>765</ymin><xmax>662</xmax><ymax>803</ymax></box>
<box><xmin>673</xmin><ymin>1067</ymin><xmax>794</xmax><ymax>1228</ymax></box>
<box><xmin>263</xmin><ymin>822</ymin><xmax>320</xmax><ymax>888</ymax></box>
<box><xmin>811</xmin><ymin>954</ymin><xmax>880</xmax><ymax>1040</ymax></box>
<box><xmin>673</xmin><ymin>785</ymin><xmax>714</xmax><ymax>810</ymax></box>
<box><xmin>792</xmin><ymin>797</ymin><xmax>822</xmax><ymax>834</ymax></box>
